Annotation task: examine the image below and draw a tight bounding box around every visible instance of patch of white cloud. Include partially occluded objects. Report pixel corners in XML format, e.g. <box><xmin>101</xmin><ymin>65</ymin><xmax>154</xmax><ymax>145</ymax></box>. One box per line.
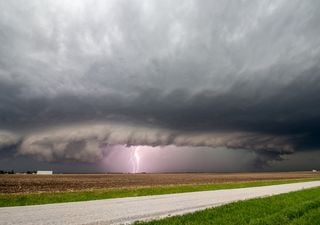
<box><xmin>0</xmin><ymin>131</ymin><xmax>20</xmax><ymax>150</ymax></box>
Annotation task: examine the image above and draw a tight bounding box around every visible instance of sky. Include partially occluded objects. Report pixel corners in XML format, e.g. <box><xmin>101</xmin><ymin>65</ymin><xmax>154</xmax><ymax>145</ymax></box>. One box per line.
<box><xmin>0</xmin><ymin>0</ymin><xmax>320</xmax><ymax>173</ymax></box>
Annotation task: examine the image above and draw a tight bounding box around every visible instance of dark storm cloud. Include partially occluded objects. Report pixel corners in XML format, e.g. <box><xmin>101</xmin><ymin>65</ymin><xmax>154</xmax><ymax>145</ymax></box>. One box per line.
<box><xmin>1</xmin><ymin>0</ymin><xmax>320</xmax><ymax>165</ymax></box>
<box><xmin>17</xmin><ymin>122</ymin><xmax>295</xmax><ymax>162</ymax></box>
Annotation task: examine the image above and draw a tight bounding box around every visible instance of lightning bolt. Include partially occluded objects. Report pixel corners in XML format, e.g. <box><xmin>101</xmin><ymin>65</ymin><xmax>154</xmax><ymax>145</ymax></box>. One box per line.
<box><xmin>131</xmin><ymin>146</ymin><xmax>141</xmax><ymax>173</ymax></box>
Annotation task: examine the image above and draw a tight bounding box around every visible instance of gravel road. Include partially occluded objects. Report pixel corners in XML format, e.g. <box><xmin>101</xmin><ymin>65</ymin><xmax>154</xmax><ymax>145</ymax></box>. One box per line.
<box><xmin>1</xmin><ymin>181</ymin><xmax>320</xmax><ymax>225</ymax></box>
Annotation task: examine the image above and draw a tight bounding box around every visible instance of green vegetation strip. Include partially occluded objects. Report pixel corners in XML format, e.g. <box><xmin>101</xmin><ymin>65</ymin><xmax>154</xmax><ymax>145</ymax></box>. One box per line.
<box><xmin>135</xmin><ymin>186</ymin><xmax>320</xmax><ymax>225</ymax></box>
<box><xmin>0</xmin><ymin>178</ymin><xmax>319</xmax><ymax>207</ymax></box>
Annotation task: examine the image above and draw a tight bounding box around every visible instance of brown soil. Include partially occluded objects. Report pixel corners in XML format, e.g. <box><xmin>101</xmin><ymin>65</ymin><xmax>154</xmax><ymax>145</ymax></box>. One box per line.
<box><xmin>1</xmin><ymin>172</ymin><xmax>319</xmax><ymax>194</ymax></box>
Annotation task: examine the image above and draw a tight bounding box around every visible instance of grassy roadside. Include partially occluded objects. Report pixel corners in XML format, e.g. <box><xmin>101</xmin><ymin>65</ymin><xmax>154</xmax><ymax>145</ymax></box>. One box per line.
<box><xmin>135</xmin><ymin>186</ymin><xmax>320</xmax><ymax>225</ymax></box>
<box><xmin>0</xmin><ymin>178</ymin><xmax>319</xmax><ymax>207</ymax></box>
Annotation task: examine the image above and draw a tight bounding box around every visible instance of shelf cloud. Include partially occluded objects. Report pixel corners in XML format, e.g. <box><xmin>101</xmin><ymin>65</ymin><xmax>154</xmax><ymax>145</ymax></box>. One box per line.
<box><xmin>0</xmin><ymin>0</ymin><xmax>320</xmax><ymax>170</ymax></box>
<box><xmin>18</xmin><ymin>122</ymin><xmax>297</xmax><ymax>162</ymax></box>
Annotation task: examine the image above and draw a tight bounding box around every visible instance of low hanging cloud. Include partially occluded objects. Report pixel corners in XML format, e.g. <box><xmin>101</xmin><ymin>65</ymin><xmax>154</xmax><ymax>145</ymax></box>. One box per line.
<box><xmin>18</xmin><ymin>122</ymin><xmax>296</xmax><ymax>162</ymax></box>
<box><xmin>0</xmin><ymin>1</ymin><xmax>320</xmax><ymax>170</ymax></box>
<box><xmin>0</xmin><ymin>131</ymin><xmax>21</xmax><ymax>151</ymax></box>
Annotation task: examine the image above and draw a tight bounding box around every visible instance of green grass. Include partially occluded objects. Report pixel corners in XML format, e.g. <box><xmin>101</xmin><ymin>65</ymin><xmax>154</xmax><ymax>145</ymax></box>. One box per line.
<box><xmin>0</xmin><ymin>178</ymin><xmax>319</xmax><ymax>207</ymax></box>
<box><xmin>135</xmin><ymin>187</ymin><xmax>320</xmax><ymax>225</ymax></box>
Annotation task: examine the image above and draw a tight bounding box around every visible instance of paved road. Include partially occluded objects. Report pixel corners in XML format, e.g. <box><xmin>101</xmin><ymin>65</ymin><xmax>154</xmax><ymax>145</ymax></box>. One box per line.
<box><xmin>1</xmin><ymin>181</ymin><xmax>320</xmax><ymax>225</ymax></box>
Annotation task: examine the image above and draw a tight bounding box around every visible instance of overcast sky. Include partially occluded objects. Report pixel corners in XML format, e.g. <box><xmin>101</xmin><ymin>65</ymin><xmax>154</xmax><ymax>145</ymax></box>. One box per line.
<box><xmin>1</xmin><ymin>0</ymin><xmax>320</xmax><ymax>172</ymax></box>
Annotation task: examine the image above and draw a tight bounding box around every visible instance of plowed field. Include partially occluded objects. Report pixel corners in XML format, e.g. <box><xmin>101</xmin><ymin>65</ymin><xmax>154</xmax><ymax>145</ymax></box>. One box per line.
<box><xmin>1</xmin><ymin>172</ymin><xmax>319</xmax><ymax>193</ymax></box>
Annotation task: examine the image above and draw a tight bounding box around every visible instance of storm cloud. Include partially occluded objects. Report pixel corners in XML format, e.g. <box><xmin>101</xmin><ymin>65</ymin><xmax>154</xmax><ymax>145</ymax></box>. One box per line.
<box><xmin>1</xmin><ymin>0</ymin><xmax>320</xmax><ymax>169</ymax></box>
<box><xmin>0</xmin><ymin>131</ymin><xmax>20</xmax><ymax>151</ymax></box>
<box><xmin>18</xmin><ymin>122</ymin><xmax>296</xmax><ymax>162</ymax></box>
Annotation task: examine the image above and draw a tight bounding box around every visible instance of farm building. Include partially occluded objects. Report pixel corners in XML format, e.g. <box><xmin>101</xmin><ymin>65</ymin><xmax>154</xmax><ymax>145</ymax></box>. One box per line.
<box><xmin>36</xmin><ymin>170</ymin><xmax>53</xmax><ymax>175</ymax></box>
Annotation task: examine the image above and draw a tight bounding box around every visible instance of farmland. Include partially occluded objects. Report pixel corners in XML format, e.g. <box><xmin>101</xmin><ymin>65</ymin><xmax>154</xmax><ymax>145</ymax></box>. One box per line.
<box><xmin>0</xmin><ymin>172</ymin><xmax>320</xmax><ymax>207</ymax></box>
<box><xmin>1</xmin><ymin>171</ymin><xmax>319</xmax><ymax>194</ymax></box>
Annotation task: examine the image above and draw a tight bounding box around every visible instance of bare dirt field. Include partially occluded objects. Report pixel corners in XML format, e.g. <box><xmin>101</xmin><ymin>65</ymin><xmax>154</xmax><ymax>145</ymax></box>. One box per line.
<box><xmin>1</xmin><ymin>172</ymin><xmax>319</xmax><ymax>194</ymax></box>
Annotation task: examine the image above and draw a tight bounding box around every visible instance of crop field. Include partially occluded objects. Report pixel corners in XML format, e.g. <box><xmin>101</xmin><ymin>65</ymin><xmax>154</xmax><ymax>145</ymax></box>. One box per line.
<box><xmin>1</xmin><ymin>171</ymin><xmax>319</xmax><ymax>194</ymax></box>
